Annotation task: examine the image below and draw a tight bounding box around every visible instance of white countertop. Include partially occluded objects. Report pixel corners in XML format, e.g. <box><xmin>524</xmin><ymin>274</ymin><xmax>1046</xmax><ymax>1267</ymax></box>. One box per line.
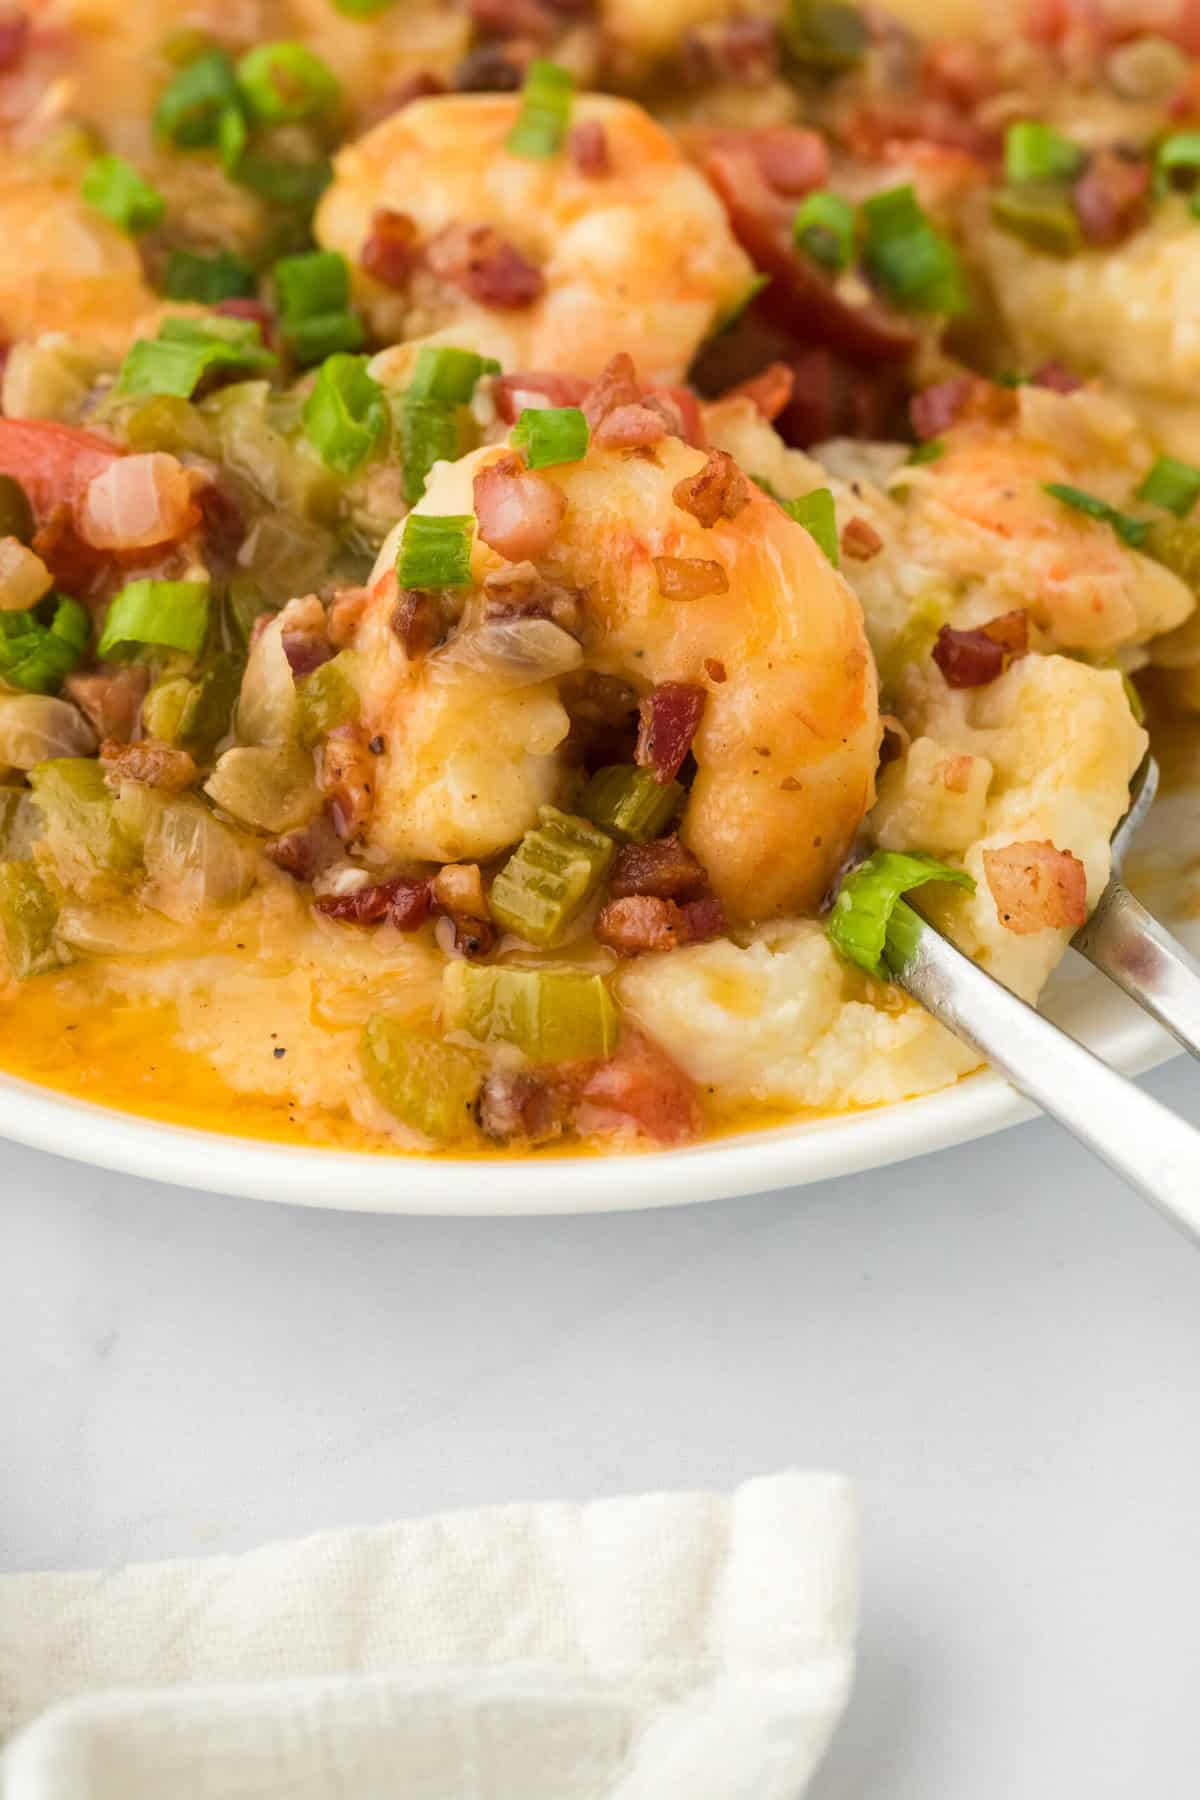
<box><xmin>4</xmin><ymin>1061</ymin><xmax>1200</xmax><ymax>1797</ymax></box>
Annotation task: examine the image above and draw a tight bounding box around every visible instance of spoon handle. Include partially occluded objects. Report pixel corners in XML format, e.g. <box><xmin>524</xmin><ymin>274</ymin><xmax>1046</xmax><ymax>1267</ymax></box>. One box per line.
<box><xmin>891</xmin><ymin>914</ymin><xmax>1200</xmax><ymax>1243</ymax></box>
<box><xmin>1073</xmin><ymin>879</ymin><xmax>1200</xmax><ymax>1062</ymax></box>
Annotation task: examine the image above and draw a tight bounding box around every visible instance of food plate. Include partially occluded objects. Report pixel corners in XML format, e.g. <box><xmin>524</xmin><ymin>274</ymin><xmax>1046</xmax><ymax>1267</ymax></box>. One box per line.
<box><xmin>0</xmin><ymin>949</ymin><xmax>1179</xmax><ymax>1215</ymax></box>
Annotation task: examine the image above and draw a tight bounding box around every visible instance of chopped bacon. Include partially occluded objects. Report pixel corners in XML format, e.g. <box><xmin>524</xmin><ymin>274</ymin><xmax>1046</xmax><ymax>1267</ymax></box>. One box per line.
<box><xmin>593</xmin><ymin>403</ymin><xmax>667</xmax><ymax>450</ymax></box>
<box><xmin>983</xmin><ymin>840</ymin><xmax>1087</xmax><ymax>934</ymax></box>
<box><xmin>426</xmin><ymin>225</ymin><xmax>544</xmax><ymax>310</ymax></box>
<box><xmin>724</xmin><ymin>361</ymin><xmax>795</xmax><ymax>422</ymax></box>
<box><xmin>494</xmin><ymin>371</ymin><xmax>591</xmax><ymax>423</ymax></box>
<box><xmin>482</xmin><ymin>561</ymin><xmax>584</xmax><ymax>634</ymax></box>
<box><xmin>31</xmin><ymin>506</ymin><xmax>111</xmax><ymax>595</ymax></box>
<box><xmin>920</xmin><ymin>39</ymin><xmax>996</xmax><ymax>109</ymax></box>
<box><xmin>318</xmin><ymin>723</ymin><xmax>376</xmax><ymax>845</ymax></box>
<box><xmin>315</xmin><ymin>874</ymin><xmax>433</xmax><ymax>928</ymax></box>
<box><xmin>264</xmin><ymin>815</ymin><xmax>343</xmax><ymax>883</ymax></box>
<box><xmin>0</xmin><ymin>12</ymin><xmax>29</xmax><ymax>71</ymax></box>
<box><xmin>360</xmin><ymin>208</ymin><xmax>419</xmax><ymax>288</ymax></box>
<box><xmin>442</xmin><ymin>911</ymin><xmax>497</xmax><ymax>958</ymax></box>
<box><xmin>672</xmin><ymin>447</ymin><xmax>751</xmax><ymax>526</ymax></box>
<box><xmin>213</xmin><ymin>297</ymin><xmax>276</xmax><ymax>351</ymax></box>
<box><xmin>841</xmin><ymin>515</ymin><xmax>884</xmax><ymax>560</ymax></box>
<box><xmin>1031</xmin><ymin>359</ymin><xmax>1081</xmax><ymax>394</ymax></box>
<box><xmin>910</xmin><ymin>374</ymin><xmax>974</xmax><ymax>440</ymax></box>
<box><xmin>582</xmin><ymin>352</ymin><xmax>641</xmax><ymax>430</ymax></box>
<box><xmin>473</xmin><ymin>450</ymin><xmax>566</xmax><ymax>559</ymax></box>
<box><xmin>579</xmin><ymin>1030</ymin><xmax>704</xmax><ymax>1143</ymax></box>
<box><xmin>653</xmin><ymin>554</ymin><xmax>729</xmax><ymax>600</ymax></box>
<box><xmin>609</xmin><ymin>834</ymin><xmax>706</xmax><ymax>899</ymax></box>
<box><xmin>63</xmin><ymin>666</ymin><xmax>148</xmax><ymax>744</ymax></box>
<box><xmin>635</xmin><ymin>682</ymin><xmax>706</xmax><ymax>784</ymax></box>
<box><xmin>392</xmin><ymin>587</ymin><xmax>445</xmax><ymax>658</ymax></box>
<box><xmin>774</xmin><ymin>346</ymin><xmax>905</xmax><ymax>449</ymax></box>
<box><xmin>100</xmin><ymin>737</ymin><xmax>197</xmax><ymax>792</ymax></box>
<box><xmin>1072</xmin><ymin>149</ymin><xmax>1150</xmax><ymax>246</ymax></box>
<box><xmin>328</xmin><ymin>585</ymin><xmax>369</xmax><ymax>648</ymax></box>
<box><xmin>477</xmin><ymin>1069</ymin><xmax>568</xmax><ymax>1144</ymax></box>
<box><xmin>282</xmin><ymin>631</ymin><xmax>336</xmax><ymax>677</ymax></box>
<box><xmin>568</xmin><ymin>119</ymin><xmax>611</xmax><ymax>176</ymax></box>
<box><xmin>452</xmin><ymin>45</ymin><xmax>525</xmax><ymax>92</ymax></box>
<box><xmin>933</xmin><ymin>611</ymin><xmax>1029</xmax><ymax>688</ymax></box>
<box><xmin>696</xmin><ymin>126</ymin><xmax>830</xmax><ymax>197</ymax></box>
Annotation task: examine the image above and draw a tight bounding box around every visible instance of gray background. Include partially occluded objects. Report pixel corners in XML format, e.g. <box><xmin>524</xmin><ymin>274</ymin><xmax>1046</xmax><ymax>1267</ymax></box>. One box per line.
<box><xmin>4</xmin><ymin>1059</ymin><xmax>1200</xmax><ymax>1796</ymax></box>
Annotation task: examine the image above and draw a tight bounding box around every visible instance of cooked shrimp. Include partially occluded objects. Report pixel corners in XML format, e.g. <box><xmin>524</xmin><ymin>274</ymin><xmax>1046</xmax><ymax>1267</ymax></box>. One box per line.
<box><xmin>316</xmin><ymin>92</ymin><xmax>756</xmax><ymax>384</ymax></box>
<box><xmin>0</xmin><ymin>172</ymin><xmax>164</xmax><ymax>352</ymax></box>
<box><xmin>352</xmin><ymin>426</ymin><xmax>879</xmax><ymax>921</ymax></box>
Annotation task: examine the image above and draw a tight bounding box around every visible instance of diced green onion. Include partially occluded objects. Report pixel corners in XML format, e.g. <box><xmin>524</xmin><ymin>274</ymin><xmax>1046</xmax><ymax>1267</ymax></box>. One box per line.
<box><xmin>295</xmin><ymin>654</ymin><xmax>360</xmax><ymax>747</ymax></box>
<box><xmin>273</xmin><ymin>249</ymin><xmax>361</xmax><ymax>364</ymax></box>
<box><xmin>792</xmin><ymin>190</ymin><xmax>856</xmax><ymax>273</ymax></box>
<box><xmin>396</xmin><ymin>513</ymin><xmax>475</xmax><ymax>589</ymax></box>
<box><xmin>360</xmin><ymin>1015</ymin><xmax>483</xmax><ymax>1142</ymax></box>
<box><xmin>80</xmin><ymin>155</ymin><xmax>164</xmax><ymax>234</ymax></box>
<box><xmin>906</xmin><ymin>438</ymin><xmax>945</xmax><ymax>465</ymax></box>
<box><xmin>450</xmin><ymin>963</ymin><xmax>619</xmax><ymax>1062</ymax></box>
<box><xmin>117</xmin><ymin>314</ymin><xmax>275</xmax><ymax>399</ymax></box>
<box><xmin>1140</xmin><ymin>516</ymin><xmax>1200</xmax><ymax>588</ymax></box>
<box><xmin>236</xmin><ymin>42</ymin><xmax>340</xmax><ymax>123</ymax></box>
<box><xmin>97</xmin><ymin>579</ymin><xmax>211</xmax><ymax>662</ymax></box>
<box><xmin>0</xmin><ymin>860</ymin><xmax>59</xmax><ymax>980</ymax></box>
<box><xmin>164</xmin><ymin>248</ymin><xmax>256</xmax><ymax>303</ymax></box>
<box><xmin>506</xmin><ymin>59</ymin><xmax>573</xmax><ymax>158</ymax></box>
<box><xmin>511</xmin><ymin>406</ymin><xmax>588</xmax><ymax>469</ymax></box>
<box><xmin>711</xmin><ymin>272</ymin><xmax>771</xmax><ymax>336</ymax></box>
<box><xmin>989</xmin><ymin>185</ymin><xmax>1083</xmax><ymax>256</ymax></box>
<box><xmin>861</xmin><ymin>184</ymin><xmax>968</xmax><ymax>314</ymax></box>
<box><xmin>301</xmin><ymin>352</ymin><xmax>385</xmax><ymax>473</ymax></box>
<box><xmin>28</xmin><ymin>758</ymin><xmax>142</xmax><ymax>879</ymax></box>
<box><xmin>580</xmin><ymin>764</ymin><xmax>684</xmax><ymax>843</ymax></box>
<box><xmin>1155</xmin><ymin>130</ymin><xmax>1200</xmax><ymax>196</ymax></box>
<box><xmin>0</xmin><ymin>597</ymin><xmax>89</xmax><ymax>694</ymax></box>
<box><xmin>1042</xmin><ymin>482</ymin><xmax>1148</xmax><ymax>546</ymax></box>
<box><xmin>783</xmin><ymin>0</ymin><xmax>867</xmax><ymax>73</ymax></box>
<box><xmin>229</xmin><ymin>148</ymin><xmax>332</xmax><ymax>210</ymax></box>
<box><xmin>405</xmin><ymin>346</ymin><xmax>500</xmax><ymax>405</ymax></box>
<box><xmin>827</xmin><ymin>849</ymin><xmax>974</xmax><ymax>977</ymax></box>
<box><xmin>1004</xmin><ymin>120</ymin><xmax>1084</xmax><ymax>185</ymax></box>
<box><xmin>1135</xmin><ymin>454</ymin><xmax>1200</xmax><ymax>518</ymax></box>
<box><xmin>396</xmin><ymin>346</ymin><xmax>499</xmax><ymax>502</ymax></box>
<box><xmin>154</xmin><ymin>49</ymin><xmax>240</xmax><ymax>148</ymax></box>
<box><xmin>489</xmin><ymin>806</ymin><xmax>614</xmax><ymax>947</ymax></box>
<box><xmin>782</xmin><ymin>487</ymin><xmax>840</xmax><ymax>566</ymax></box>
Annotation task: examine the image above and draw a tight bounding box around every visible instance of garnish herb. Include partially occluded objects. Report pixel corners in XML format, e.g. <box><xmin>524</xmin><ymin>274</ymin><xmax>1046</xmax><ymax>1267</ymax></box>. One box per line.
<box><xmin>511</xmin><ymin>406</ymin><xmax>589</xmax><ymax>469</ymax></box>
<box><xmin>506</xmin><ymin>60</ymin><xmax>574</xmax><ymax>158</ymax></box>
<box><xmin>792</xmin><ymin>190</ymin><xmax>856</xmax><ymax>273</ymax></box>
<box><xmin>827</xmin><ymin>850</ymin><xmax>975</xmax><ymax>977</ymax></box>
<box><xmin>861</xmin><ymin>184</ymin><xmax>968</xmax><ymax>314</ymax></box>
<box><xmin>782</xmin><ymin>487</ymin><xmax>841</xmax><ymax>565</ymax></box>
<box><xmin>302</xmin><ymin>352</ymin><xmax>386</xmax><ymax>473</ymax></box>
<box><xmin>1135</xmin><ymin>455</ymin><xmax>1200</xmax><ymax>519</ymax></box>
<box><xmin>97</xmin><ymin>579</ymin><xmax>211</xmax><ymax>661</ymax></box>
<box><xmin>80</xmin><ymin>155</ymin><xmax>165</xmax><ymax>234</ymax></box>
<box><xmin>395</xmin><ymin>513</ymin><xmax>476</xmax><ymax>589</ymax></box>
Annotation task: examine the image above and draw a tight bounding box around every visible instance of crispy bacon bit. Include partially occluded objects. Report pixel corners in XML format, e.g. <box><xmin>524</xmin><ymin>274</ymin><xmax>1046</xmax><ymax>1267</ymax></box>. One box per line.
<box><xmin>725</xmin><ymin>361</ymin><xmax>795</xmax><ymax>422</ymax></box>
<box><xmin>100</xmin><ymin>737</ymin><xmax>197</xmax><ymax>792</ymax></box>
<box><xmin>328</xmin><ymin>585</ymin><xmax>369</xmax><ymax>648</ymax></box>
<box><xmin>482</xmin><ymin>561</ymin><xmax>584</xmax><ymax>634</ymax></box>
<box><xmin>595</xmin><ymin>893</ymin><xmax>724</xmax><ymax>954</ymax></box>
<box><xmin>568</xmin><ymin>119</ymin><xmax>611</xmax><ymax>177</ymax></box>
<box><xmin>31</xmin><ymin>506</ymin><xmax>110</xmax><ymax>595</ymax></box>
<box><xmin>672</xmin><ymin>447</ymin><xmax>751</xmax><ymax>527</ymax></box>
<box><xmin>609</xmin><ymin>834</ymin><xmax>706</xmax><ymax>899</ymax></box>
<box><xmin>841</xmin><ymin>515</ymin><xmax>884</xmax><ymax>560</ymax></box>
<box><xmin>582</xmin><ymin>352</ymin><xmax>642</xmax><ymax>429</ymax></box>
<box><xmin>477</xmin><ymin>1069</ymin><xmax>568</xmax><ymax>1144</ymax></box>
<box><xmin>63</xmin><ymin>666</ymin><xmax>148</xmax><ymax>744</ymax></box>
<box><xmin>494</xmin><ymin>370</ymin><xmax>590</xmax><ymax>423</ymax></box>
<box><xmin>318</xmin><ymin>723</ymin><xmax>376</xmax><ymax>845</ymax></box>
<box><xmin>579</xmin><ymin>1031</ymin><xmax>703</xmax><ymax>1143</ymax></box>
<box><xmin>473</xmin><ymin>451</ymin><xmax>566</xmax><ymax>560</ymax></box>
<box><xmin>315</xmin><ymin>874</ymin><xmax>433</xmax><ymax>928</ymax></box>
<box><xmin>910</xmin><ymin>375</ymin><xmax>973</xmax><ymax>441</ymax></box>
<box><xmin>1031</xmin><ymin>359</ymin><xmax>1081</xmax><ymax>394</ymax></box>
<box><xmin>452</xmin><ymin>44</ymin><xmax>525</xmax><ymax>92</ymax></box>
<box><xmin>282</xmin><ymin>630</ymin><xmax>336</xmax><ymax>678</ymax></box>
<box><xmin>432</xmin><ymin>861</ymin><xmax>489</xmax><ymax>920</ymax></box>
<box><xmin>1072</xmin><ymin>149</ymin><xmax>1151</xmax><ymax>247</ymax></box>
<box><xmin>594</xmin><ymin>403</ymin><xmax>667</xmax><ymax>450</ymax></box>
<box><xmin>213</xmin><ymin>297</ymin><xmax>276</xmax><ymax>351</ymax></box>
<box><xmin>983</xmin><ymin>840</ymin><xmax>1088</xmax><ymax>935</ymax></box>
<box><xmin>698</xmin><ymin>126</ymin><xmax>830</xmax><ymax>197</ymax></box>
<box><xmin>652</xmin><ymin>554</ymin><xmax>728</xmax><ymax>601</ymax></box>
<box><xmin>703</xmin><ymin>657</ymin><xmax>727</xmax><ymax>684</ymax></box>
<box><xmin>264</xmin><ymin>816</ymin><xmax>342</xmax><ymax>883</ymax></box>
<box><xmin>933</xmin><ymin>611</ymin><xmax>1029</xmax><ymax>688</ymax></box>
<box><xmin>635</xmin><ymin>681</ymin><xmax>706</xmax><ymax>784</ymax></box>
<box><xmin>426</xmin><ymin>224</ymin><xmax>544</xmax><ymax>309</ymax></box>
<box><xmin>0</xmin><ymin>12</ymin><xmax>29</xmax><ymax>71</ymax></box>
<box><xmin>444</xmin><ymin>912</ymin><xmax>497</xmax><ymax>958</ymax></box>
<box><xmin>361</xmin><ymin>208</ymin><xmax>419</xmax><ymax>288</ymax></box>
<box><xmin>391</xmin><ymin>587</ymin><xmax>445</xmax><ymax>658</ymax></box>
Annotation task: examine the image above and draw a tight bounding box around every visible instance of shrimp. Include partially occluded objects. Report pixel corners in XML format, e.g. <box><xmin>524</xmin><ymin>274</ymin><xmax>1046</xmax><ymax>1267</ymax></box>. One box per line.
<box><xmin>0</xmin><ymin>171</ymin><xmax>164</xmax><ymax>353</ymax></box>
<box><xmin>350</xmin><ymin>423</ymin><xmax>879</xmax><ymax>922</ymax></box>
<box><xmin>315</xmin><ymin>92</ymin><xmax>756</xmax><ymax>385</ymax></box>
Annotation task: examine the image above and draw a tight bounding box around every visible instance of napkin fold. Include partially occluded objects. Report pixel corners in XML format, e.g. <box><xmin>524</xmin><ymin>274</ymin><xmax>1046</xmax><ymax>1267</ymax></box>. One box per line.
<box><xmin>0</xmin><ymin>1471</ymin><xmax>858</xmax><ymax>1799</ymax></box>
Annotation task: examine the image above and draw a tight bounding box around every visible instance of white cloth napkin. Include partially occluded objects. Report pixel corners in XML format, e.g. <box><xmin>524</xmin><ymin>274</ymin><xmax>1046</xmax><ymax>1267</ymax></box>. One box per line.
<box><xmin>0</xmin><ymin>1471</ymin><xmax>858</xmax><ymax>1800</ymax></box>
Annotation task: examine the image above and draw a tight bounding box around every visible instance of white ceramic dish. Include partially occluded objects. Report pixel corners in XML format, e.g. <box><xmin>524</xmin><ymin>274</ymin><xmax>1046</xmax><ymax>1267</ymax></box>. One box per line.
<box><xmin>0</xmin><ymin>947</ymin><xmax>1180</xmax><ymax>1214</ymax></box>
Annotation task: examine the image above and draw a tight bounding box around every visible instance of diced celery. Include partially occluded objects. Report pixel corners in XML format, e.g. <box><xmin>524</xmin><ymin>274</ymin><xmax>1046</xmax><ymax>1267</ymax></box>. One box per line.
<box><xmin>448</xmin><ymin>962</ymin><xmax>619</xmax><ymax>1063</ymax></box>
<box><xmin>117</xmin><ymin>393</ymin><xmax>217</xmax><ymax>457</ymax></box>
<box><xmin>144</xmin><ymin>654</ymin><xmax>242</xmax><ymax>760</ymax></box>
<box><xmin>360</xmin><ymin>1015</ymin><xmax>483</xmax><ymax>1142</ymax></box>
<box><xmin>489</xmin><ymin>807</ymin><xmax>614</xmax><ymax>947</ymax></box>
<box><xmin>202</xmin><ymin>380</ymin><xmax>341</xmax><ymax>525</ymax></box>
<box><xmin>580</xmin><ymin>765</ymin><xmax>683</xmax><ymax>844</ymax></box>
<box><xmin>0</xmin><ymin>860</ymin><xmax>59</xmax><ymax>979</ymax></box>
<box><xmin>28</xmin><ymin>759</ymin><xmax>142</xmax><ymax>886</ymax></box>
<box><xmin>0</xmin><ymin>787</ymin><xmax>41</xmax><ymax>860</ymax></box>
<box><xmin>236</xmin><ymin>512</ymin><xmax>338</xmax><ymax>602</ymax></box>
<box><xmin>295</xmin><ymin>653</ymin><xmax>360</xmax><ymax>747</ymax></box>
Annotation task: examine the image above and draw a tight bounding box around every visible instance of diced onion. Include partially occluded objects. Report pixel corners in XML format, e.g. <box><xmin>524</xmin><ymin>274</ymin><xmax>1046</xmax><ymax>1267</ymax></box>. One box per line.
<box><xmin>136</xmin><ymin>791</ymin><xmax>256</xmax><ymax>921</ymax></box>
<box><xmin>204</xmin><ymin>743</ymin><xmax>321</xmax><ymax>833</ymax></box>
<box><xmin>431</xmin><ymin>618</ymin><xmax>583</xmax><ymax>689</ymax></box>
<box><xmin>0</xmin><ymin>694</ymin><xmax>97</xmax><ymax>770</ymax></box>
<box><xmin>235</xmin><ymin>615</ymin><xmax>298</xmax><ymax>746</ymax></box>
<box><xmin>0</xmin><ymin>538</ymin><xmax>53</xmax><ymax>612</ymax></box>
<box><xmin>77</xmin><ymin>452</ymin><xmax>199</xmax><ymax>550</ymax></box>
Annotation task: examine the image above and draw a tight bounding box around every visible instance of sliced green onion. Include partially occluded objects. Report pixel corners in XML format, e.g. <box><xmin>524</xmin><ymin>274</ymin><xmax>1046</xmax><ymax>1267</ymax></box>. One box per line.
<box><xmin>511</xmin><ymin>406</ymin><xmax>588</xmax><ymax>469</ymax></box>
<box><xmin>0</xmin><ymin>597</ymin><xmax>89</xmax><ymax>694</ymax></box>
<box><xmin>287</xmin><ymin>312</ymin><xmax>363</xmax><ymax>363</ymax></box>
<box><xmin>273</xmin><ymin>249</ymin><xmax>361</xmax><ymax>363</ymax></box>
<box><xmin>989</xmin><ymin>185</ymin><xmax>1083</xmax><ymax>256</ymax></box>
<box><xmin>360</xmin><ymin>1016</ymin><xmax>483</xmax><ymax>1142</ymax></box>
<box><xmin>404</xmin><ymin>345</ymin><xmax>500</xmax><ymax>405</ymax></box>
<box><xmin>154</xmin><ymin>48</ymin><xmax>240</xmax><ymax>148</ymax></box>
<box><xmin>1004</xmin><ymin>120</ymin><xmax>1084</xmax><ymax>185</ymax></box>
<box><xmin>711</xmin><ymin>272</ymin><xmax>771</xmax><ymax>336</ymax></box>
<box><xmin>97</xmin><ymin>579</ymin><xmax>210</xmax><ymax>662</ymax></box>
<box><xmin>0</xmin><ymin>860</ymin><xmax>60</xmax><ymax>980</ymax></box>
<box><xmin>1135</xmin><ymin>454</ymin><xmax>1200</xmax><ymax>518</ymax></box>
<box><xmin>396</xmin><ymin>514</ymin><xmax>475</xmax><ymax>588</ymax></box>
<box><xmin>301</xmin><ymin>352</ymin><xmax>385</xmax><ymax>472</ymax></box>
<box><xmin>395</xmin><ymin>347</ymin><xmax>498</xmax><ymax>502</ymax></box>
<box><xmin>81</xmin><ymin>155</ymin><xmax>164</xmax><ymax>234</ymax></box>
<box><xmin>861</xmin><ymin>184</ymin><xmax>968</xmax><ymax>314</ymax></box>
<box><xmin>1140</xmin><ymin>516</ymin><xmax>1200</xmax><ymax>588</ymax></box>
<box><xmin>489</xmin><ymin>806</ymin><xmax>615</xmax><ymax>947</ymax></box>
<box><xmin>236</xmin><ymin>42</ymin><xmax>340</xmax><ymax>123</ymax></box>
<box><xmin>783</xmin><ymin>0</ymin><xmax>867</xmax><ymax>73</ymax></box>
<box><xmin>117</xmin><ymin>314</ymin><xmax>275</xmax><ymax>398</ymax></box>
<box><xmin>792</xmin><ymin>189</ymin><xmax>856</xmax><ymax>273</ymax></box>
<box><xmin>827</xmin><ymin>849</ymin><xmax>974</xmax><ymax>977</ymax></box>
<box><xmin>1155</xmin><ymin>130</ymin><xmax>1200</xmax><ymax>195</ymax></box>
<box><xmin>1043</xmin><ymin>481</ymin><xmax>1148</xmax><ymax>546</ymax></box>
<box><xmin>218</xmin><ymin>104</ymin><xmax>331</xmax><ymax>210</ymax></box>
<box><xmin>580</xmin><ymin>764</ymin><xmax>683</xmax><ymax>843</ymax></box>
<box><xmin>782</xmin><ymin>487</ymin><xmax>840</xmax><ymax>565</ymax></box>
<box><xmin>505</xmin><ymin>59</ymin><xmax>573</xmax><ymax>158</ymax></box>
<box><xmin>450</xmin><ymin>963</ymin><xmax>619</xmax><ymax>1062</ymax></box>
<box><xmin>906</xmin><ymin>438</ymin><xmax>945</xmax><ymax>465</ymax></box>
<box><xmin>164</xmin><ymin>248</ymin><xmax>256</xmax><ymax>302</ymax></box>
